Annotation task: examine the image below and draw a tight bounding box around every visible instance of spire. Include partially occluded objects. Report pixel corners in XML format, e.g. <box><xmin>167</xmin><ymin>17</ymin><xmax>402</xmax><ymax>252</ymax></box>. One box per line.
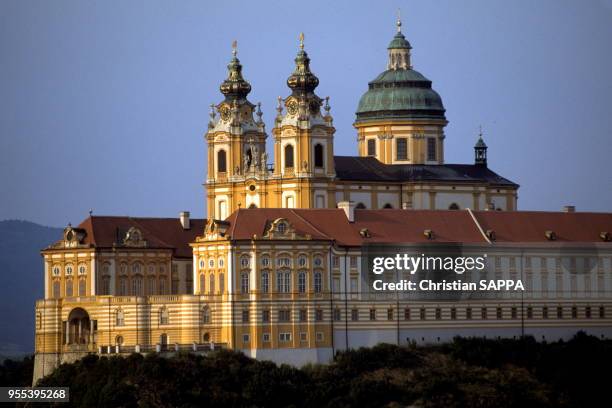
<box><xmin>387</xmin><ymin>11</ymin><xmax>412</xmax><ymax>70</ymax></box>
<box><xmin>219</xmin><ymin>40</ymin><xmax>252</xmax><ymax>101</ymax></box>
<box><xmin>474</xmin><ymin>126</ymin><xmax>488</xmax><ymax>166</ymax></box>
<box><xmin>287</xmin><ymin>32</ymin><xmax>320</xmax><ymax>97</ymax></box>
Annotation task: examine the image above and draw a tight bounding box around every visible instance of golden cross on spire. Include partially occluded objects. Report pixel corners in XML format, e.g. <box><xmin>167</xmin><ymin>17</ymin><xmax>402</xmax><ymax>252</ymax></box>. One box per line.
<box><xmin>397</xmin><ymin>8</ymin><xmax>402</xmax><ymax>33</ymax></box>
<box><xmin>232</xmin><ymin>40</ymin><xmax>237</xmax><ymax>56</ymax></box>
<box><xmin>299</xmin><ymin>32</ymin><xmax>304</xmax><ymax>50</ymax></box>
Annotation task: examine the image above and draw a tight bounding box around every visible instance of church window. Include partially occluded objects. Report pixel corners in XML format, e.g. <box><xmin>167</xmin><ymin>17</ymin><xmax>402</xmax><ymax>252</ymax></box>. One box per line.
<box><xmin>65</xmin><ymin>280</ymin><xmax>73</xmax><ymax>297</ymax></box>
<box><xmin>52</xmin><ymin>265</ymin><xmax>60</xmax><ymax>276</ymax></box>
<box><xmin>240</xmin><ymin>256</ymin><xmax>250</xmax><ymax>268</ymax></box>
<box><xmin>119</xmin><ymin>277</ymin><xmax>127</xmax><ymax>295</ymax></box>
<box><xmin>132</xmin><ymin>263</ymin><xmax>142</xmax><ymax>274</ymax></box>
<box><xmin>314</xmin><ymin>272</ymin><xmax>322</xmax><ymax>293</ymax></box>
<box><xmin>102</xmin><ymin>276</ymin><xmax>110</xmax><ymax>295</ymax></box>
<box><xmin>199</xmin><ymin>274</ymin><xmax>205</xmax><ymax>294</ymax></box>
<box><xmin>132</xmin><ymin>276</ymin><xmax>143</xmax><ymax>296</ymax></box>
<box><xmin>148</xmin><ymin>276</ymin><xmax>156</xmax><ymax>295</ymax></box>
<box><xmin>367</xmin><ymin>139</ymin><xmax>376</xmax><ymax>156</ymax></box>
<box><xmin>261</xmin><ymin>256</ymin><xmax>270</xmax><ymax>267</ymax></box>
<box><xmin>78</xmin><ymin>278</ymin><xmax>86</xmax><ymax>296</ymax></box>
<box><xmin>199</xmin><ymin>258</ymin><xmax>205</xmax><ymax>269</ymax></box>
<box><xmin>240</xmin><ymin>272</ymin><xmax>249</xmax><ymax>294</ymax></box>
<box><xmin>396</xmin><ymin>138</ymin><xmax>408</xmax><ymax>160</ymax></box>
<box><xmin>261</xmin><ymin>271</ymin><xmax>269</xmax><ymax>293</ymax></box>
<box><xmin>209</xmin><ymin>274</ymin><xmax>215</xmax><ymax>294</ymax></box>
<box><xmin>78</xmin><ymin>264</ymin><xmax>87</xmax><ymax>275</ymax></box>
<box><xmin>219</xmin><ymin>273</ymin><xmax>225</xmax><ymax>293</ymax></box>
<box><xmin>52</xmin><ymin>281</ymin><xmax>60</xmax><ymax>298</ymax></box>
<box><xmin>284</xmin><ymin>144</ymin><xmax>294</xmax><ymax>168</ymax></box>
<box><xmin>298</xmin><ymin>255</ymin><xmax>307</xmax><ymax>267</ymax></box>
<box><xmin>314</xmin><ymin>144</ymin><xmax>324</xmax><ymax>168</ymax></box>
<box><xmin>298</xmin><ymin>272</ymin><xmax>306</xmax><ymax>293</ymax></box>
<box><xmin>65</xmin><ymin>264</ymin><xmax>73</xmax><ymax>275</ymax></box>
<box><xmin>159</xmin><ymin>277</ymin><xmax>166</xmax><ymax>294</ymax></box>
<box><xmin>217</xmin><ymin>150</ymin><xmax>227</xmax><ymax>173</ymax></box>
<box><xmin>427</xmin><ymin>138</ymin><xmax>437</xmax><ymax>161</ymax></box>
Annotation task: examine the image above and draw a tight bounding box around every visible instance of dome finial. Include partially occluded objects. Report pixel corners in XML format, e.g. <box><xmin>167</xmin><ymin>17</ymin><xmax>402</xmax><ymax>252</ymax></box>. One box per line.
<box><xmin>396</xmin><ymin>8</ymin><xmax>402</xmax><ymax>33</ymax></box>
<box><xmin>232</xmin><ymin>40</ymin><xmax>237</xmax><ymax>57</ymax></box>
<box><xmin>299</xmin><ymin>32</ymin><xmax>304</xmax><ymax>50</ymax></box>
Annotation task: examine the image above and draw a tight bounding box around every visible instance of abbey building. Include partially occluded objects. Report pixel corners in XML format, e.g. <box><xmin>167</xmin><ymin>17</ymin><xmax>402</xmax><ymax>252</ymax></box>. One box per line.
<box><xmin>33</xmin><ymin>20</ymin><xmax>611</xmax><ymax>384</ymax></box>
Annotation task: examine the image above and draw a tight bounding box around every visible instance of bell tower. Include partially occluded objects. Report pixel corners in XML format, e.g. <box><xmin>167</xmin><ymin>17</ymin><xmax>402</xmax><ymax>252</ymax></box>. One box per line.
<box><xmin>271</xmin><ymin>33</ymin><xmax>336</xmax><ymax>209</ymax></box>
<box><xmin>205</xmin><ymin>41</ymin><xmax>268</xmax><ymax>219</ymax></box>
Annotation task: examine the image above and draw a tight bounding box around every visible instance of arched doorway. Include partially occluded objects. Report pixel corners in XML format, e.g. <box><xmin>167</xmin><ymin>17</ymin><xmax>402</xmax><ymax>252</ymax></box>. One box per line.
<box><xmin>160</xmin><ymin>333</ymin><xmax>168</xmax><ymax>351</ymax></box>
<box><xmin>67</xmin><ymin>307</ymin><xmax>91</xmax><ymax>345</ymax></box>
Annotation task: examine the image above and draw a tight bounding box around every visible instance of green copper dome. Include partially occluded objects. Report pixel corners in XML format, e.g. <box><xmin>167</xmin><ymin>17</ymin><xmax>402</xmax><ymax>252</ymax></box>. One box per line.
<box><xmin>355</xmin><ymin>26</ymin><xmax>446</xmax><ymax>123</ymax></box>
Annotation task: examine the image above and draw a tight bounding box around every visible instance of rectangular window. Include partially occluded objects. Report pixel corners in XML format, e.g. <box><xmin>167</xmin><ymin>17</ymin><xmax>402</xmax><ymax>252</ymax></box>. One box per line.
<box><xmin>511</xmin><ymin>307</ymin><xmax>518</xmax><ymax>319</ymax></box>
<box><xmin>299</xmin><ymin>309</ymin><xmax>307</xmax><ymax>322</ymax></box>
<box><xmin>369</xmin><ymin>308</ymin><xmax>376</xmax><ymax>321</ymax></box>
<box><xmin>396</xmin><ymin>138</ymin><xmax>408</xmax><ymax>160</ymax></box>
<box><xmin>333</xmin><ymin>308</ymin><xmax>341</xmax><ymax>321</ymax></box>
<box><xmin>316</xmin><ymin>332</ymin><xmax>324</xmax><ymax>342</ymax></box>
<box><xmin>557</xmin><ymin>306</ymin><xmax>563</xmax><ymax>319</ymax></box>
<box><xmin>571</xmin><ymin>306</ymin><xmax>578</xmax><ymax>318</ymax></box>
<box><xmin>262</xmin><ymin>310</ymin><xmax>270</xmax><ymax>323</ymax></box>
<box><xmin>315</xmin><ymin>309</ymin><xmax>323</xmax><ymax>322</ymax></box>
<box><xmin>420</xmin><ymin>308</ymin><xmax>426</xmax><ymax>320</ymax></box>
<box><xmin>300</xmin><ymin>332</ymin><xmax>307</xmax><ymax>342</ymax></box>
<box><xmin>350</xmin><ymin>278</ymin><xmax>358</xmax><ymax>294</ymax></box>
<box><xmin>387</xmin><ymin>308</ymin><xmax>394</xmax><ymax>321</ymax></box>
<box><xmin>278</xmin><ymin>309</ymin><xmax>291</xmax><ymax>323</ymax></box>
<box><xmin>263</xmin><ymin>333</ymin><xmax>270</xmax><ymax>342</ymax></box>
<box><xmin>367</xmin><ymin>139</ymin><xmax>376</xmax><ymax>156</ymax></box>
<box><xmin>351</xmin><ymin>308</ymin><xmax>359</xmax><ymax>321</ymax></box>
<box><xmin>435</xmin><ymin>308</ymin><xmax>442</xmax><ymax>320</ymax></box>
<box><xmin>350</xmin><ymin>256</ymin><xmax>357</xmax><ymax>268</ymax></box>
<box><xmin>600</xmin><ymin>306</ymin><xmax>606</xmax><ymax>318</ymax></box>
<box><xmin>332</xmin><ymin>256</ymin><xmax>340</xmax><ymax>268</ymax></box>
<box><xmin>481</xmin><ymin>307</ymin><xmax>487</xmax><ymax>320</ymax></box>
<box><xmin>171</xmin><ymin>279</ymin><xmax>179</xmax><ymax>294</ymax></box>
<box><xmin>404</xmin><ymin>308</ymin><xmax>410</xmax><ymax>320</ymax></box>
<box><xmin>450</xmin><ymin>308</ymin><xmax>457</xmax><ymax>320</ymax></box>
<box><xmin>242</xmin><ymin>334</ymin><xmax>250</xmax><ymax>343</ymax></box>
<box><xmin>585</xmin><ymin>306</ymin><xmax>592</xmax><ymax>319</ymax></box>
<box><xmin>427</xmin><ymin>138</ymin><xmax>436</xmax><ymax>161</ymax></box>
<box><xmin>279</xmin><ymin>332</ymin><xmax>292</xmax><ymax>342</ymax></box>
<box><xmin>497</xmin><ymin>307</ymin><xmax>503</xmax><ymax>319</ymax></box>
<box><xmin>466</xmin><ymin>307</ymin><xmax>472</xmax><ymax>320</ymax></box>
<box><xmin>241</xmin><ymin>310</ymin><xmax>249</xmax><ymax>323</ymax></box>
<box><xmin>542</xmin><ymin>306</ymin><xmax>548</xmax><ymax>319</ymax></box>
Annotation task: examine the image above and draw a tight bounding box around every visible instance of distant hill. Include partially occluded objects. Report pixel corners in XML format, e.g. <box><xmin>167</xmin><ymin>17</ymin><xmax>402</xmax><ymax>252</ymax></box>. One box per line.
<box><xmin>0</xmin><ymin>220</ymin><xmax>62</xmax><ymax>356</ymax></box>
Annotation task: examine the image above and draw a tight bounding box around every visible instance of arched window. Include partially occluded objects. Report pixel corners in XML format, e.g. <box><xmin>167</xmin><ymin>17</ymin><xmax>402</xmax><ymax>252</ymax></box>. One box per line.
<box><xmin>65</xmin><ymin>280</ymin><xmax>73</xmax><ymax>297</ymax></box>
<box><xmin>240</xmin><ymin>256</ymin><xmax>250</xmax><ymax>268</ymax></box>
<box><xmin>148</xmin><ymin>276</ymin><xmax>156</xmax><ymax>295</ymax></box>
<box><xmin>52</xmin><ymin>281</ymin><xmax>60</xmax><ymax>298</ymax></box>
<box><xmin>65</xmin><ymin>264</ymin><xmax>73</xmax><ymax>276</ymax></box>
<box><xmin>159</xmin><ymin>277</ymin><xmax>166</xmax><ymax>295</ymax></box>
<box><xmin>78</xmin><ymin>264</ymin><xmax>87</xmax><ymax>275</ymax></box>
<box><xmin>132</xmin><ymin>263</ymin><xmax>142</xmax><ymax>274</ymax></box>
<box><xmin>199</xmin><ymin>273</ymin><xmax>205</xmax><ymax>294</ymax></box>
<box><xmin>52</xmin><ymin>265</ymin><xmax>60</xmax><ymax>276</ymax></box>
<box><xmin>284</xmin><ymin>144</ymin><xmax>294</xmax><ymax>168</ymax></box>
<box><xmin>159</xmin><ymin>307</ymin><xmax>169</xmax><ymax>325</ymax></box>
<box><xmin>383</xmin><ymin>203</ymin><xmax>393</xmax><ymax>209</ymax></box>
<box><xmin>261</xmin><ymin>271</ymin><xmax>269</xmax><ymax>293</ymax></box>
<box><xmin>219</xmin><ymin>273</ymin><xmax>225</xmax><ymax>294</ymax></box>
<box><xmin>448</xmin><ymin>203</ymin><xmax>460</xmax><ymax>210</ymax></box>
<box><xmin>276</xmin><ymin>271</ymin><xmax>291</xmax><ymax>293</ymax></box>
<box><xmin>160</xmin><ymin>333</ymin><xmax>168</xmax><ymax>350</ymax></box>
<box><xmin>298</xmin><ymin>272</ymin><xmax>306</xmax><ymax>293</ymax></box>
<box><xmin>119</xmin><ymin>277</ymin><xmax>127</xmax><ymax>295</ymax></box>
<box><xmin>116</xmin><ymin>309</ymin><xmax>124</xmax><ymax>326</ymax></box>
<box><xmin>356</xmin><ymin>202</ymin><xmax>366</xmax><ymax>209</ymax></box>
<box><xmin>203</xmin><ymin>332</ymin><xmax>210</xmax><ymax>342</ymax></box>
<box><xmin>240</xmin><ymin>272</ymin><xmax>249</xmax><ymax>294</ymax></box>
<box><xmin>78</xmin><ymin>278</ymin><xmax>86</xmax><ymax>296</ymax></box>
<box><xmin>132</xmin><ymin>276</ymin><xmax>143</xmax><ymax>296</ymax></box>
<box><xmin>314</xmin><ymin>144</ymin><xmax>324</xmax><ymax>168</ymax></box>
<box><xmin>209</xmin><ymin>274</ymin><xmax>215</xmax><ymax>294</ymax></box>
<box><xmin>102</xmin><ymin>276</ymin><xmax>110</xmax><ymax>295</ymax></box>
<box><xmin>201</xmin><ymin>306</ymin><xmax>211</xmax><ymax>324</ymax></box>
<box><xmin>314</xmin><ymin>272</ymin><xmax>322</xmax><ymax>293</ymax></box>
<box><xmin>217</xmin><ymin>150</ymin><xmax>227</xmax><ymax>173</ymax></box>
<box><xmin>115</xmin><ymin>335</ymin><xmax>124</xmax><ymax>346</ymax></box>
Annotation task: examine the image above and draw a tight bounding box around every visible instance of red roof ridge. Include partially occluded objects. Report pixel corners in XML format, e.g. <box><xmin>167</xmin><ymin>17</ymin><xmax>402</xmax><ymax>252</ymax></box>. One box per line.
<box><xmin>289</xmin><ymin>209</ymin><xmax>332</xmax><ymax>240</ymax></box>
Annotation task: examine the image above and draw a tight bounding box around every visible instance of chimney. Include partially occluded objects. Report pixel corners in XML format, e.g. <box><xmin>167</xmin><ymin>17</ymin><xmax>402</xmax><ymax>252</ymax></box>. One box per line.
<box><xmin>563</xmin><ymin>205</ymin><xmax>575</xmax><ymax>213</ymax></box>
<box><xmin>337</xmin><ymin>201</ymin><xmax>355</xmax><ymax>222</ymax></box>
<box><xmin>179</xmin><ymin>211</ymin><xmax>191</xmax><ymax>230</ymax></box>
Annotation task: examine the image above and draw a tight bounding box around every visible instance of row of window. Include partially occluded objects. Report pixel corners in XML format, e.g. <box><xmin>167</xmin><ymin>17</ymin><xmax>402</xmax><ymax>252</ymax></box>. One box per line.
<box><xmin>216</xmin><ymin>144</ymin><xmax>326</xmax><ymax>173</ymax></box>
<box><xmin>199</xmin><ymin>258</ymin><xmax>225</xmax><ymax>269</ymax></box>
<box><xmin>51</xmin><ymin>264</ymin><xmax>87</xmax><ymax>276</ymax></box>
<box><xmin>238</xmin><ymin>255</ymin><xmax>324</xmax><ymax>269</ymax></box>
<box><xmin>343</xmin><ymin>305</ymin><xmax>607</xmax><ymax>321</ymax></box>
<box><xmin>366</xmin><ymin>137</ymin><xmax>437</xmax><ymax>161</ymax></box>
<box><xmin>242</xmin><ymin>331</ymin><xmax>324</xmax><ymax>343</ymax></box>
<box><xmin>51</xmin><ymin>279</ymin><xmax>87</xmax><ymax>298</ymax></box>
<box><xmin>241</xmin><ymin>308</ymin><xmax>328</xmax><ymax>323</ymax></box>
<box><xmin>239</xmin><ymin>271</ymin><xmax>323</xmax><ymax>294</ymax></box>
<box><xmin>198</xmin><ymin>273</ymin><xmax>225</xmax><ymax>294</ymax></box>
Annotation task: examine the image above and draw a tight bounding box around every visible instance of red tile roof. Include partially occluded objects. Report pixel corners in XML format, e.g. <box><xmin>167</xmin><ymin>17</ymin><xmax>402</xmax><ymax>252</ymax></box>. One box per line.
<box><xmin>71</xmin><ymin>216</ymin><xmax>205</xmax><ymax>258</ymax></box>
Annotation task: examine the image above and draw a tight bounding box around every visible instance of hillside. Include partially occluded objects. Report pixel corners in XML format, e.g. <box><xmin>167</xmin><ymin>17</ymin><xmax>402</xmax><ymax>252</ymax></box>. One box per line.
<box><xmin>0</xmin><ymin>220</ymin><xmax>62</xmax><ymax>356</ymax></box>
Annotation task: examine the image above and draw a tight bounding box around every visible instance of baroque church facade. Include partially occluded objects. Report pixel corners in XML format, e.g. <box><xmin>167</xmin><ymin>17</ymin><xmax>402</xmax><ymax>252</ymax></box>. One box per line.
<box><xmin>33</xmin><ymin>20</ymin><xmax>611</xmax><ymax>383</ymax></box>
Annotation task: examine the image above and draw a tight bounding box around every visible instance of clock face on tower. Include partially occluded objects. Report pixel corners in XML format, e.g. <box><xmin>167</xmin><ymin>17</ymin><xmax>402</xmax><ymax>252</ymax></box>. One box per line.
<box><xmin>219</xmin><ymin>105</ymin><xmax>231</xmax><ymax>122</ymax></box>
<box><xmin>286</xmin><ymin>99</ymin><xmax>298</xmax><ymax>116</ymax></box>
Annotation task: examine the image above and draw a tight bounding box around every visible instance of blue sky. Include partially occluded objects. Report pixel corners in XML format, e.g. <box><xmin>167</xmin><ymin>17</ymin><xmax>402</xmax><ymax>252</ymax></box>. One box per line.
<box><xmin>1</xmin><ymin>0</ymin><xmax>611</xmax><ymax>227</ymax></box>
